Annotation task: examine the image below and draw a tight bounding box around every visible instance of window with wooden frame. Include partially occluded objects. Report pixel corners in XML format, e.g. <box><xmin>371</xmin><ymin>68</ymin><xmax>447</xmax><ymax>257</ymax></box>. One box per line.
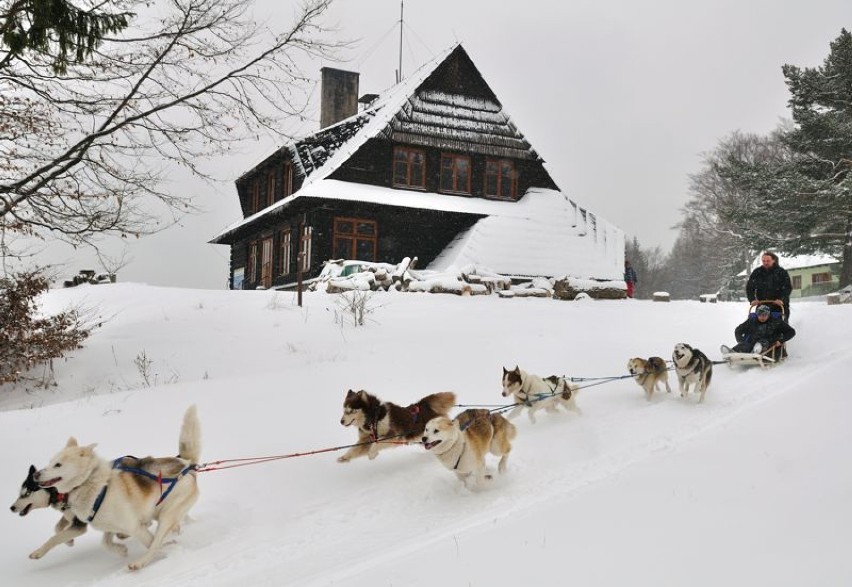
<box><xmin>282</xmin><ymin>161</ymin><xmax>294</xmax><ymax>197</ymax></box>
<box><xmin>333</xmin><ymin>217</ymin><xmax>377</xmax><ymax>261</ymax></box>
<box><xmin>260</xmin><ymin>237</ymin><xmax>273</xmax><ymax>288</ymax></box>
<box><xmin>251</xmin><ymin>181</ymin><xmax>260</xmax><ymax>214</ymax></box>
<box><xmin>247</xmin><ymin>241</ymin><xmax>258</xmax><ymax>283</ymax></box>
<box><xmin>440</xmin><ymin>153</ymin><xmax>471</xmax><ymax>194</ymax></box>
<box><xmin>484</xmin><ymin>158</ymin><xmax>518</xmax><ymax>199</ymax></box>
<box><xmin>791</xmin><ymin>275</ymin><xmax>802</xmax><ymax>290</ymax></box>
<box><xmin>299</xmin><ymin>226</ymin><xmax>313</xmax><ymax>273</ymax></box>
<box><xmin>266</xmin><ymin>170</ymin><xmax>275</xmax><ymax>207</ymax></box>
<box><xmin>812</xmin><ymin>272</ymin><xmax>832</xmax><ymax>284</ymax></box>
<box><xmin>393</xmin><ymin>146</ymin><xmax>425</xmax><ymax>189</ymax></box>
<box><xmin>278</xmin><ymin>229</ymin><xmax>292</xmax><ymax>276</ymax></box>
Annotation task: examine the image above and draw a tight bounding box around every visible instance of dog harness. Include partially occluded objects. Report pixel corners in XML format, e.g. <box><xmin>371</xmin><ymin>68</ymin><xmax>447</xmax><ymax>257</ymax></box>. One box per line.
<box><xmin>522</xmin><ymin>377</ymin><xmax>566</xmax><ymax>406</ymax></box>
<box><xmin>78</xmin><ymin>457</ymin><xmax>194</xmax><ymax>522</ymax></box>
<box><xmin>452</xmin><ymin>442</ymin><xmax>466</xmax><ymax>470</ymax></box>
<box><xmin>87</xmin><ymin>485</ymin><xmax>109</xmax><ymax>522</ymax></box>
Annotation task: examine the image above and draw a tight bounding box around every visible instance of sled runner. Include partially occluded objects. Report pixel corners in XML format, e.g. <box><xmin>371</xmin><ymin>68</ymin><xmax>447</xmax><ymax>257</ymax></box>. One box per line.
<box><xmin>719</xmin><ymin>348</ymin><xmax>776</xmax><ymax>368</ymax></box>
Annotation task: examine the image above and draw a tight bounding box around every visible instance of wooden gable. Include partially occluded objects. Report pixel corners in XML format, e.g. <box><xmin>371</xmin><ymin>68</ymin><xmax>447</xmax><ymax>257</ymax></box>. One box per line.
<box><xmin>381</xmin><ymin>46</ymin><xmax>539</xmax><ymax>161</ymax></box>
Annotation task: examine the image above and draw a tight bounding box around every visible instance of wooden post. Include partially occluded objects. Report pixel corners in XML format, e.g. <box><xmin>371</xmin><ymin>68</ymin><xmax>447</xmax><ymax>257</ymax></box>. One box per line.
<box><xmin>297</xmin><ymin>219</ymin><xmax>304</xmax><ymax>307</ymax></box>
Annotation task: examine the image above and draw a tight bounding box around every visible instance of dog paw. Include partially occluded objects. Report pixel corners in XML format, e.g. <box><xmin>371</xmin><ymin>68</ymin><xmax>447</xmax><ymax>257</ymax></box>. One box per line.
<box><xmin>337</xmin><ymin>455</ymin><xmax>350</xmax><ymax>463</ymax></box>
<box><xmin>29</xmin><ymin>550</ymin><xmax>46</xmax><ymax>560</ymax></box>
<box><xmin>65</xmin><ymin>539</ymin><xmax>75</xmax><ymax>547</ymax></box>
<box><xmin>128</xmin><ymin>557</ymin><xmax>150</xmax><ymax>571</ymax></box>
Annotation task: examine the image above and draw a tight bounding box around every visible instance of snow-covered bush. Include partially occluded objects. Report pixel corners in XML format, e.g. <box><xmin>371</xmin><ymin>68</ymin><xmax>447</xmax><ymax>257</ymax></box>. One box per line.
<box><xmin>1</xmin><ymin>271</ymin><xmax>93</xmax><ymax>385</ymax></box>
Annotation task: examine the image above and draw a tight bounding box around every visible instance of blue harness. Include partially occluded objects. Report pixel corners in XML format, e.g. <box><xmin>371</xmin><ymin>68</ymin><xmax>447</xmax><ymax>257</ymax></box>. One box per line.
<box><xmin>86</xmin><ymin>457</ymin><xmax>196</xmax><ymax>522</ymax></box>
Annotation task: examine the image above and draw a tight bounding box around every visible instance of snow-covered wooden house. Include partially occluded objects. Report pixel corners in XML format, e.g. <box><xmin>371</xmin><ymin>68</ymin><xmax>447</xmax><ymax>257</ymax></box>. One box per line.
<box><xmin>210</xmin><ymin>44</ymin><xmax>623</xmax><ymax>290</ymax></box>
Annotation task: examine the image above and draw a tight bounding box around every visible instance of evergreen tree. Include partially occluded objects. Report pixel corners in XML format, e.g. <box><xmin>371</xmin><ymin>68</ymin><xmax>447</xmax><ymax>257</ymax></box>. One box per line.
<box><xmin>0</xmin><ymin>0</ymin><xmax>131</xmax><ymax>74</ymax></box>
<box><xmin>780</xmin><ymin>28</ymin><xmax>852</xmax><ymax>286</ymax></box>
<box><xmin>712</xmin><ymin>30</ymin><xmax>852</xmax><ymax>287</ymax></box>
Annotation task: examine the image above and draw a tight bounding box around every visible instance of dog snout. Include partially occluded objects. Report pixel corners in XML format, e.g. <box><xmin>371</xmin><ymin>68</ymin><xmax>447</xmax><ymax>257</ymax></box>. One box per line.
<box><xmin>501</xmin><ymin>390</ymin><xmax>510</xmax><ymax>397</ymax></box>
<box><xmin>421</xmin><ymin>436</ymin><xmax>428</xmax><ymax>444</ymax></box>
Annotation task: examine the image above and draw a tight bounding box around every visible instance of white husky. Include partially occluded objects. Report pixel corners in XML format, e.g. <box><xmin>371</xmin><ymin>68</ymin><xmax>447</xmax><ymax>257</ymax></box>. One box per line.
<box><xmin>501</xmin><ymin>366</ymin><xmax>581</xmax><ymax>423</ymax></box>
<box><xmin>34</xmin><ymin>405</ymin><xmax>201</xmax><ymax>570</ymax></box>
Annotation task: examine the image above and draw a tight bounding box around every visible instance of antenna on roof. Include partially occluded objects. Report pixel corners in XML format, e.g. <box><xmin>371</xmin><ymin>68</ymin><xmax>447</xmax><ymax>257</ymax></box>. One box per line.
<box><xmin>396</xmin><ymin>0</ymin><xmax>404</xmax><ymax>83</ymax></box>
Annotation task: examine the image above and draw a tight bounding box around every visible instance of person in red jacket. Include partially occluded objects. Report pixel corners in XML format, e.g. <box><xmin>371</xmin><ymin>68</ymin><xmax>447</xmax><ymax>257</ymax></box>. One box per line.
<box><xmin>624</xmin><ymin>260</ymin><xmax>637</xmax><ymax>299</ymax></box>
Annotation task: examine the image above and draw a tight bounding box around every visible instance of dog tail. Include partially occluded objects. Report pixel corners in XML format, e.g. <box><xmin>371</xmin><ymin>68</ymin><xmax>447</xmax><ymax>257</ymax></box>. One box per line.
<box><xmin>424</xmin><ymin>391</ymin><xmax>456</xmax><ymax>415</ymax></box>
<box><xmin>178</xmin><ymin>405</ymin><xmax>201</xmax><ymax>464</ymax></box>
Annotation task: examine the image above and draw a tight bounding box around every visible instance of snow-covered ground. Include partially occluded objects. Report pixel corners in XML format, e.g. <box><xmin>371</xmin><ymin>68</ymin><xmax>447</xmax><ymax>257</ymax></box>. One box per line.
<box><xmin>2</xmin><ymin>284</ymin><xmax>850</xmax><ymax>586</ymax></box>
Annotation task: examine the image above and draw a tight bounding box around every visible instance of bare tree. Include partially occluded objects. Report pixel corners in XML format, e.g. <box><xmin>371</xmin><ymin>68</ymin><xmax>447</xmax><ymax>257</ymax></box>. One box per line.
<box><xmin>1</xmin><ymin>0</ymin><xmax>342</xmax><ymax>245</ymax></box>
<box><xmin>677</xmin><ymin>130</ymin><xmax>792</xmax><ymax>291</ymax></box>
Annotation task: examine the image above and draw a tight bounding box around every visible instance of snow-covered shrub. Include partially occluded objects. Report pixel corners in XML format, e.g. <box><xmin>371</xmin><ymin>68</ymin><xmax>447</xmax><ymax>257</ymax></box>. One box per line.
<box><xmin>1</xmin><ymin>271</ymin><xmax>93</xmax><ymax>385</ymax></box>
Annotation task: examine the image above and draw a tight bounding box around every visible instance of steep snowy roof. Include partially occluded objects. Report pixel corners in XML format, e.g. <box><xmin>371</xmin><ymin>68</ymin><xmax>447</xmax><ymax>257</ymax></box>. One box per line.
<box><xmin>428</xmin><ymin>188</ymin><xmax>624</xmax><ymax>280</ymax></box>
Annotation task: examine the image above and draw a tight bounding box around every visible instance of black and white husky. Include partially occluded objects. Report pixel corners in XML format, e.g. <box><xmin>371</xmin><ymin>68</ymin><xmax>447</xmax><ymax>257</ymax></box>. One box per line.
<box><xmin>10</xmin><ymin>465</ymin><xmax>127</xmax><ymax>559</ymax></box>
<box><xmin>672</xmin><ymin>343</ymin><xmax>713</xmax><ymax>403</ymax></box>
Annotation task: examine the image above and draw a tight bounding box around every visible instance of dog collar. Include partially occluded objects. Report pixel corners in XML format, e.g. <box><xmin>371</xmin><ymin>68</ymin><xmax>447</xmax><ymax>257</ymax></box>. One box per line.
<box><xmin>52</xmin><ymin>491</ymin><xmax>70</xmax><ymax>510</ymax></box>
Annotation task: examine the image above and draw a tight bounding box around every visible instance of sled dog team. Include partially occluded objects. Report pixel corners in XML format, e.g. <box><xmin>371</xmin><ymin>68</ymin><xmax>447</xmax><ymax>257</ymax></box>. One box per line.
<box><xmin>11</xmin><ymin>343</ymin><xmax>711</xmax><ymax>570</ymax></box>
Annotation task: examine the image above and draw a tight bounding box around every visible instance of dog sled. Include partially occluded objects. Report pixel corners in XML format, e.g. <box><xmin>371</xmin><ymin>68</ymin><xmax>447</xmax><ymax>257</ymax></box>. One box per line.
<box><xmin>719</xmin><ymin>300</ymin><xmax>788</xmax><ymax>368</ymax></box>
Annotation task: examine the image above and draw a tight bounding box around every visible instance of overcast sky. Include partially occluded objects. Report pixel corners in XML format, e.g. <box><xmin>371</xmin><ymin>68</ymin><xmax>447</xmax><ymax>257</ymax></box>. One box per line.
<box><xmin>30</xmin><ymin>0</ymin><xmax>852</xmax><ymax>289</ymax></box>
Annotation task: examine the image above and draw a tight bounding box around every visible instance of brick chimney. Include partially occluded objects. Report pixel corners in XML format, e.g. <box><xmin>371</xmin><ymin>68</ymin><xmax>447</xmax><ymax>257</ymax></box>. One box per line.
<box><xmin>320</xmin><ymin>67</ymin><xmax>359</xmax><ymax>129</ymax></box>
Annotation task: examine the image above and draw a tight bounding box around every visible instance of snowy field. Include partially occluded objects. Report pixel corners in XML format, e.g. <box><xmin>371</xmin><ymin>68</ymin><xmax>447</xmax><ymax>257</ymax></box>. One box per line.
<box><xmin>2</xmin><ymin>283</ymin><xmax>850</xmax><ymax>586</ymax></box>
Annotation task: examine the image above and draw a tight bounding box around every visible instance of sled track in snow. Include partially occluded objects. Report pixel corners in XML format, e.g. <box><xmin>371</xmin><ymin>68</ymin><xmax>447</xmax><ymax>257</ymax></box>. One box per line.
<box><xmin>287</xmin><ymin>345</ymin><xmax>852</xmax><ymax>587</ymax></box>
<box><xmin>116</xmin><ymin>345</ymin><xmax>852</xmax><ymax>587</ymax></box>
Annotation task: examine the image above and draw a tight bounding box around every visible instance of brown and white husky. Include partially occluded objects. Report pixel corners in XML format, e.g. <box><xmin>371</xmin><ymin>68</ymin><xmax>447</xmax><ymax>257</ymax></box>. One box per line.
<box><xmin>338</xmin><ymin>389</ymin><xmax>456</xmax><ymax>462</ymax></box>
<box><xmin>421</xmin><ymin>409</ymin><xmax>517</xmax><ymax>489</ymax></box>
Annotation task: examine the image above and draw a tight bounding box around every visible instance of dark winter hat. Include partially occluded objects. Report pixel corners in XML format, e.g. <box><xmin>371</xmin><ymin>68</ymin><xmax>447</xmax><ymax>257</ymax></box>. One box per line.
<box><xmin>756</xmin><ymin>304</ymin><xmax>771</xmax><ymax>316</ymax></box>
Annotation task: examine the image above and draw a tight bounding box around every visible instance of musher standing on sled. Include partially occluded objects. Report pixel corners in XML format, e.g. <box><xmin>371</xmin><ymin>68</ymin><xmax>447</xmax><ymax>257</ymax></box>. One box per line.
<box><xmin>746</xmin><ymin>251</ymin><xmax>793</xmax><ymax>321</ymax></box>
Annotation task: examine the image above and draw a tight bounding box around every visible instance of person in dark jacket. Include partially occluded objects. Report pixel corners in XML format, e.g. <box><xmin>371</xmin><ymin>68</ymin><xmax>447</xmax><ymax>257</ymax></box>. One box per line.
<box><xmin>746</xmin><ymin>251</ymin><xmax>793</xmax><ymax>321</ymax></box>
<box><xmin>624</xmin><ymin>260</ymin><xmax>637</xmax><ymax>299</ymax></box>
<box><xmin>722</xmin><ymin>304</ymin><xmax>796</xmax><ymax>360</ymax></box>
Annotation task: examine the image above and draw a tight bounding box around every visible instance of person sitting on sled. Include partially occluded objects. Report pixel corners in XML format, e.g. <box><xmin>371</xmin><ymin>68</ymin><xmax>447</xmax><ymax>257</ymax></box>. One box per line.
<box><xmin>721</xmin><ymin>304</ymin><xmax>796</xmax><ymax>361</ymax></box>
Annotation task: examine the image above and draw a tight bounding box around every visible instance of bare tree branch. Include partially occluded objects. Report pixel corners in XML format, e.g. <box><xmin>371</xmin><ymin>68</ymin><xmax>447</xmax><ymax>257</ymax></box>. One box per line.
<box><xmin>1</xmin><ymin>0</ymin><xmax>345</xmax><ymax>243</ymax></box>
